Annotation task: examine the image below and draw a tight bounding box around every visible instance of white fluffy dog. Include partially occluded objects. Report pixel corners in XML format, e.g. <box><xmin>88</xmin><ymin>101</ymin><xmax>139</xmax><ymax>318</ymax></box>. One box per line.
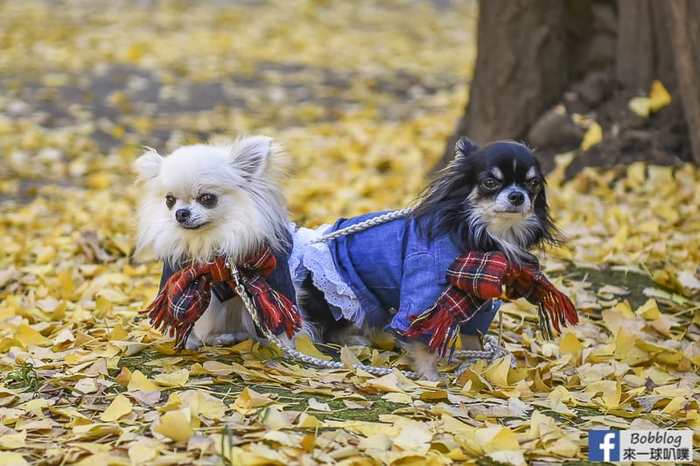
<box><xmin>134</xmin><ymin>136</ymin><xmax>312</xmax><ymax>349</ymax></box>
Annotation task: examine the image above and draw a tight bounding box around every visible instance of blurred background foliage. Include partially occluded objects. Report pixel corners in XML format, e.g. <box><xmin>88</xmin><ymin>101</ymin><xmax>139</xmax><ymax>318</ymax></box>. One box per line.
<box><xmin>0</xmin><ymin>0</ymin><xmax>477</xmax><ymax>224</ymax></box>
<box><xmin>0</xmin><ymin>2</ymin><xmax>699</xmax><ymax>464</ymax></box>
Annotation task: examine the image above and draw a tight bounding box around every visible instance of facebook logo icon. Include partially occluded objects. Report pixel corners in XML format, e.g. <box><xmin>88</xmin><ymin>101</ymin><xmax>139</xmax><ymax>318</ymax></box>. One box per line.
<box><xmin>589</xmin><ymin>430</ymin><xmax>620</xmax><ymax>461</ymax></box>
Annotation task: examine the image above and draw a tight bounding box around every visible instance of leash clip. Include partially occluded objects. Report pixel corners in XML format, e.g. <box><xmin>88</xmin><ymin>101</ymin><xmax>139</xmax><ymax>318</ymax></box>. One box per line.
<box><xmin>225</xmin><ymin>258</ymin><xmax>248</xmax><ymax>297</ymax></box>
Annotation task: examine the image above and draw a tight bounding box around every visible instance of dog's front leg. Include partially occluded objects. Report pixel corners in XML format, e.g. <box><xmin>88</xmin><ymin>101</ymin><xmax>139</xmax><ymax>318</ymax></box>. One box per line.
<box><xmin>186</xmin><ymin>294</ymin><xmax>252</xmax><ymax>349</ymax></box>
<box><xmin>401</xmin><ymin>340</ymin><xmax>441</xmax><ymax>381</ymax></box>
<box><xmin>184</xmin><ymin>332</ymin><xmax>203</xmax><ymax>350</ymax></box>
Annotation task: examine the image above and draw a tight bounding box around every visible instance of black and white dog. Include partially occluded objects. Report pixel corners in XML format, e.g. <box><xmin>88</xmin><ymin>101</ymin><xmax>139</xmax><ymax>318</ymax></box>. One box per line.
<box><xmin>412</xmin><ymin>137</ymin><xmax>558</xmax><ymax>262</ymax></box>
<box><xmin>292</xmin><ymin>137</ymin><xmax>558</xmax><ymax>379</ymax></box>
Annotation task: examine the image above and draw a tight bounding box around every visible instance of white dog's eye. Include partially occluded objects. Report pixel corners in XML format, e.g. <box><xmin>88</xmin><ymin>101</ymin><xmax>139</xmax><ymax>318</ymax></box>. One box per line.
<box><xmin>197</xmin><ymin>193</ymin><xmax>217</xmax><ymax>208</ymax></box>
<box><xmin>165</xmin><ymin>194</ymin><xmax>176</xmax><ymax>209</ymax></box>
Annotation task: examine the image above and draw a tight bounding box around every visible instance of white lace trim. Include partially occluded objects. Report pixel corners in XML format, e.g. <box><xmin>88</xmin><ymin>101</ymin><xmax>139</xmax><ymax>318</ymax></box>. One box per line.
<box><xmin>289</xmin><ymin>224</ymin><xmax>363</xmax><ymax>323</ymax></box>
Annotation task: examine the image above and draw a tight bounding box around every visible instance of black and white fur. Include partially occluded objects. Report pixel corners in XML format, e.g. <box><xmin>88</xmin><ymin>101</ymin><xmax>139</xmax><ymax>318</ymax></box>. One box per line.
<box><xmin>413</xmin><ymin>137</ymin><xmax>558</xmax><ymax>264</ymax></box>
<box><xmin>134</xmin><ymin>136</ymin><xmax>314</xmax><ymax>349</ymax></box>
<box><xmin>304</xmin><ymin>137</ymin><xmax>558</xmax><ymax>380</ymax></box>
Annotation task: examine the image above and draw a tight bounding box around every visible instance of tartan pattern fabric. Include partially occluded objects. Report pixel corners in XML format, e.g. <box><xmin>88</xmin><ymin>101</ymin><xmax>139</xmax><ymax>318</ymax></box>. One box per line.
<box><xmin>143</xmin><ymin>247</ymin><xmax>301</xmax><ymax>349</ymax></box>
<box><xmin>446</xmin><ymin>251</ymin><xmax>510</xmax><ymax>299</ymax></box>
<box><xmin>404</xmin><ymin>251</ymin><xmax>578</xmax><ymax>356</ymax></box>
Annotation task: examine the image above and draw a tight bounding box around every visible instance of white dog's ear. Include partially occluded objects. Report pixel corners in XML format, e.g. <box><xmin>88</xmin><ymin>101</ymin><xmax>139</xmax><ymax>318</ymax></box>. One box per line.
<box><xmin>134</xmin><ymin>148</ymin><xmax>163</xmax><ymax>180</ymax></box>
<box><xmin>231</xmin><ymin>136</ymin><xmax>273</xmax><ymax>180</ymax></box>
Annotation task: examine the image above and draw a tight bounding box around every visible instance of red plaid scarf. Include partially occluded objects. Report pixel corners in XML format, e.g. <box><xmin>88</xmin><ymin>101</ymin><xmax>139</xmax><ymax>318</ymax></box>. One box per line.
<box><xmin>403</xmin><ymin>251</ymin><xmax>578</xmax><ymax>356</ymax></box>
<box><xmin>143</xmin><ymin>246</ymin><xmax>301</xmax><ymax>349</ymax></box>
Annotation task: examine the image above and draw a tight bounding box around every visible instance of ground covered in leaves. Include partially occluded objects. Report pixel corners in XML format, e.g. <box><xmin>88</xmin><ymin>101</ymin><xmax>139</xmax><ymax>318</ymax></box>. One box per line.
<box><xmin>1</xmin><ymin>1</ymin><xmax>699</xmax><ymax>465</ymax></box>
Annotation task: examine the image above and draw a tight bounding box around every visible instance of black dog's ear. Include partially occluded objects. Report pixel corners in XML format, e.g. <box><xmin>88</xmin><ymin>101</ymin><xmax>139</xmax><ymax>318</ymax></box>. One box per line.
<box><xmin>455</xmin><ymin>136</ymin><xmax>479</xmax><ymax>158</ymax></box>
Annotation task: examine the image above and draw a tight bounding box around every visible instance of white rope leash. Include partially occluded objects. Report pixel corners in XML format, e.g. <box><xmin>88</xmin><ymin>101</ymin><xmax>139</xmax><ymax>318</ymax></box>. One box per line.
<box><xmin>227</xmin><ymin>262</ymin><xmax>424</xmax><ymax>378</ymax></box>
<box><xmin>309</xmin><ymin>208</ymin><xmax>415</xmax><ymax>245</ymax></box>
<box><xmin>229</xmin><ymin>208</ymin><xmax>508</xmax><ymax>379</ymax></box>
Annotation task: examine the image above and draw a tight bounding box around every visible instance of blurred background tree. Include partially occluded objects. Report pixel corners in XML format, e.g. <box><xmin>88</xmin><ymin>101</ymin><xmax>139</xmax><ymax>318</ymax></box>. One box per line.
<box><xmin>444</xmin><ymin>0</ymin><xmax>700</xmax><ymax>172</ymax></box>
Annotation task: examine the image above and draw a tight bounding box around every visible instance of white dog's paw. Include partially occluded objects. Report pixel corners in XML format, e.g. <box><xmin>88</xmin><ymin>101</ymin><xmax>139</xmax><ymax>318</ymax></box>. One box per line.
<box><xmin>327</xmin><ymin>327</ymin><xmax>370</xmax><ymax>347</ymax></box>
<box><xmin>184</xmin><ymin>333</ymin><xmax>203</xmax><ymax>350</ymax></box>
<box><xmin>207</xmin><ymin>332</ymin><xmax>251</xmax><ymax>346</ymax></box>
<box><xmin>403</xmin><ymin>341</ymin><xmax>441</xmax><ymax>381</ymax></box>
<box><xmin>274</xmin><ymin>329</ymin><xmax>322</xmax><ymax>349</ymax></box>
<box><xmin>342</xmin><ymin>334</ymin><xmax>371</xmax><ymax>347</ymax></box>
<box><xmin>414</xmin><ymin>364</ymin><xmax>441</xmax><ymax>382</ymax></box>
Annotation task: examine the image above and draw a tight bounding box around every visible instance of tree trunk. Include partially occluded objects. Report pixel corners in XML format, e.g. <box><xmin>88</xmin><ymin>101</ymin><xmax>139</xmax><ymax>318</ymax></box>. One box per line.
<box><xmin>443</xmin><ymin>0</ymin><xmax>700</xmax><ymax>168</ymax></box>
<box><xmin>665</xmin><ymin>0</ymin><xmax>700</xmax><ymax>165</ymax></box>
<box><xmin>443</xmin><ymin>0</ymin><xmax>570</xmax><ymax>166</ymax></box>
<box><xmin>615</xmin><ymin>0</ymin><xmax>655</xmax><ymax>93</ymax></box>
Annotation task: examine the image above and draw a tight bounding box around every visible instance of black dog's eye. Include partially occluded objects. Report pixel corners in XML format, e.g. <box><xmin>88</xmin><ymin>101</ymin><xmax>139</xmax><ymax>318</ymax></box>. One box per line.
<box><xmin>527</xmin><ymin>178</ymin><xmax>542</xmax><ymax>192</ymax></box>
<box><xmin>165</xmin><ymin>194</ymin><xmax>176</xmax><ymax>209</ymax></box>
<box><xmin>481</xmin><ymin>178</ymin><xmax>501</xmax><ymax>190</ymax></box>
<box><xmin>197</xmin><ymin>193</ymin><xmax>218</xmax><ymax>208</ymax></box>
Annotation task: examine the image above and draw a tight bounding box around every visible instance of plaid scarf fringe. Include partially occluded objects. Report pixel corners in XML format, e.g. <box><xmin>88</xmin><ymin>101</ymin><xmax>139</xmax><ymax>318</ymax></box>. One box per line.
<box><xmin>404</xmin><ymin>287</ymin><xmax>484</xmax><ymax>358</ymax></box>
<box><xmin>404</xmin><ymin>251</ymin><xmax>578</xmax><ymax>357</ymax></box>
<box><xmin>246</xmin><ymin>276</ymin><xmax>301</xmax><ymax>338</ymax></box>
<box><xmin>143</xmin><ymin>248</ymin><xmax>301</xmax><ymax>349</ymax></box>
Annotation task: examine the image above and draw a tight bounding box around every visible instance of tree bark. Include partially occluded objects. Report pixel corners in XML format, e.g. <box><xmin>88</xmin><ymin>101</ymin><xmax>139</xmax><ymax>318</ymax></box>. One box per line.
<box><xmin>664</xmin><ymin>0</ymin><xmax>700</xmax><ymax>164</ymax></box>
<box><xmin>616</xmin><ymin>0</ymin><xmax>655</xmax><ymax>92</ymax></box>
<box><xmin>443</xmin><ymin>0</ymin><xmax>700</xmax><ymax>168</ymax></box>
<box><xmin>443</xmin><ymin>0</ymin><xmax>570</xmax><ymax>164</ymax></box>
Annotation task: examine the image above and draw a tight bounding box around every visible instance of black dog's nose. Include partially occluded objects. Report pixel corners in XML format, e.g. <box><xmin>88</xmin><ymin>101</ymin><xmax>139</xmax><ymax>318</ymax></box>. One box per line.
<box><xmin>175</xmin><ymin>209</ymin><xmax>191</xmax><ymax>223</ymax></box>
<box><xmin>508</xmin><ymin>191</ymin><xmax>525</xmax><ymax>206</ymax></box>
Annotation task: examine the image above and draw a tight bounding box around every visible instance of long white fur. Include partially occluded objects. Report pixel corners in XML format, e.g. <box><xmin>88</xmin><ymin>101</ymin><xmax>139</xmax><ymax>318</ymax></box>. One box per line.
<box><xmin>134</xmin><ymin>136</ymin><xmax>314</xmax><ymax>348</ymax></box>
<box><xmin>135</xmin><ymin>137</ymin><xmax>289</xmax><ymax>265</ymax></box>
<box><xmin>467</xmin><ymin>186</ymin><xmax>539</xmax><ymax>263</ymax></box>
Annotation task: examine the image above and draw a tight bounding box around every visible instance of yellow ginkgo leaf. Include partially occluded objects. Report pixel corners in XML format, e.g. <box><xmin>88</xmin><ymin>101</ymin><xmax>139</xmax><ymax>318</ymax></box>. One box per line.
<box><xmin>128</xmin><ymin>443</ymin><xmax>157</xmax><ymax>465</ymax></box>
<box><xmin>297</xmin><ymin>413</ymin><xmax>323</xmax><ymax>428</ymax></box>
<box><xmin>127</xmin><ymin>370</ymin><xmax>160</xmax><ymax>392</ymax></box>
<box><xmin>393</xmin><ymin>421</ymin><xmax>432</xmax><ymax>452</ymax></box>
<box><xmin>0</xmin><ymin>452</ymin><xmax>29</xmax><ymax>466</ymax></box>
<box><xmin>649</xmin><ymin>80</ymin><xmax>672</xmax><ymax>113</ymax></box>
<box><xmin>201</xmin><ymin>361</ymin><xmax>235</xmax><ymax>376</ymax></box>
<box><xmin>21</xmin><ymin>399</ymin><xmax>50</xmax><ymax>417</ymax></box>
<box><xmin>154</xmin><ymin>410</ymin><xmax>193</xmax><ymax>443</ymax></box>
<box><xmin>661</xmin><ymin>396</ymin><xmax>686</xmax><ymax>415</ymax></box>
<box><xmin>483</xmin><ymin>355</ymin><xmax>511</xmax><ymax>388</ymax></box>
<box><xmin>295</xmin><ymin>334</ymin><xmax>331</xmax><ymax>361</ymax></box>
<box><xmin>580</xmin><ymin>121</ymin><xmax>603</xmax><ymax>151</ymax></box>
<box><xmin>180</xmin><ymin>390</ymin><xmax>227</xmax><ymax>420</ymax></box>
<box><xmin>14</xmin><ymin>325</ymin><xmax>49</xmax><ymax>347</ymax></box>
<box><xmin>362</xmin><ymin>372</ymin><xmax>402</xmax><ymax>393</ymax></box>
<box><xmin>628</xmin><ymin>96</ymin><xmax>650</xmax><ymax>118</ymax></box>
<box><xmin>115</xmin><ymin>367</ymin><xmax>132</xmax><ymax>386</ymax></box>
<box><xmin>382</xmin><ymin>392</ymin><xmax>412</xmax><ymax>404</ymax></box>
<box><xmin>154</xmin><ymin>369</ymin><xmax>189</xmax><ymax>388</ymax></box>
<box><xmin>100</xmin><ymin>394</ymin><xmax>132</xmax><ymax>422</ymax></box>
<box><xmin>307</xmin><ymin>397</ymin><xmax>331</xmax><ymax>412</ymax></box>
<box><xmin>0</xmin><ymin>430</ymin><xmax>26</xmax><ymax>450</ymax></box>
<box><xmin>340</xmin><ymin>346</ymin><xmax>362</xmax><ymax>370</ymax></box>
<box><xmin>232</xmin><ymin>387</ymin><xmax>274</xmax><ymax>413</ymax></box>
<box><xmin>636</xmin><ymin>298</ymin><xmax>661</xmax><ymax>320</ymax></box>
<box><xmin>559</xmin><ymin>331</ymin><xmax>583</xmax><ymax>362</ymax></box>
<box><xmin>485</xmin><ymin>427</ymin><xmax>521</xmax><ymax>453</ymax></box>
<box><xmin>586</xmin><ymin>380</ymin><xmax>621</xmax><ymax>410</ymax></box>
<box><xmin>74</xmin><ymin>378</ymin><xmax>98</xmax><ymax>395</ymax></box>
<box><xmin>109</xmin><ymin>324</ymin><xmax>129</xmax><ymax>341</ymax></box>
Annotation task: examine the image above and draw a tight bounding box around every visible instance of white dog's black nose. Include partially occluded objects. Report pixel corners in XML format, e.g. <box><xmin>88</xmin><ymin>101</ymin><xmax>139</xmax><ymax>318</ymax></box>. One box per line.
<box><xmin>508</xmin><ymin>191</ymin><xmax>525</xmax><ymax>206</ymax></box>
<box><xmin>175</xmin><ymin>208</ymin><xmax>191</xmax><ymax>223</ymax></box>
